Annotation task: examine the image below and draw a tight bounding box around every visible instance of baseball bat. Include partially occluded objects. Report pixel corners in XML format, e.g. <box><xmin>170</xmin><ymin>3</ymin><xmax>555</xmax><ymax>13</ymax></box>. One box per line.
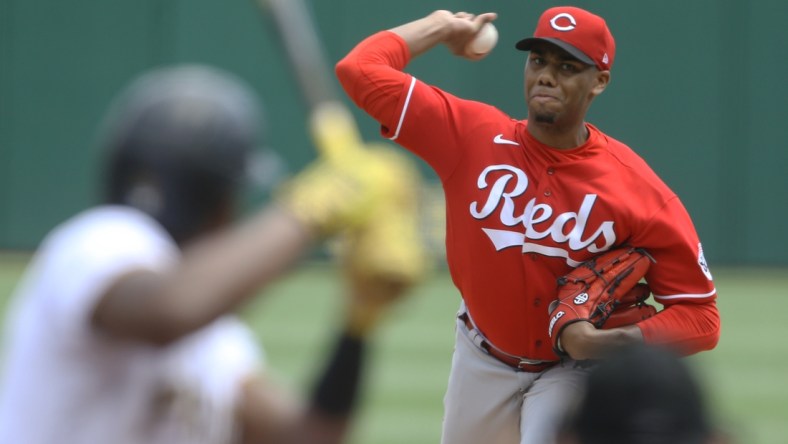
<box><xmin>257</xmin><ymin>0</ymin><xmax>365</xmax><ymax>164</ymax></box>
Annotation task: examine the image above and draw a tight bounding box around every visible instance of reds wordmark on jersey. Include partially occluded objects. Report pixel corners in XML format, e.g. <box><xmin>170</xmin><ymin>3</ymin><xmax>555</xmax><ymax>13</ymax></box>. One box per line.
<box><xmin>470</xmin><ymin>164</ymin><xmax>615</xmax><ymax>263</ymax></box>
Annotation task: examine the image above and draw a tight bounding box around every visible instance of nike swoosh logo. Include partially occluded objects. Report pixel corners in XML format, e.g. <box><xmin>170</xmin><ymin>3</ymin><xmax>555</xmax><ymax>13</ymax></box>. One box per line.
<box><xmin>493</xmin><ymin>134</ymin><xmax>519</xmax><ymax>146</ymax></box>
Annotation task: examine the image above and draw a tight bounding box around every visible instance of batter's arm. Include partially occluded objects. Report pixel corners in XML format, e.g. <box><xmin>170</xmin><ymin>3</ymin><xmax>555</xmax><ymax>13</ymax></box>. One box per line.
<box><xmin>234</xmin><ymin>249</ymin><xmax>412</xmax><ymax>444</ymax></box>
<box><xmin>389</xmin><ymin>10</ymin><xmax>497</xmax><ymax>59</ymax></box>
<box><xmin>236</xmin><ymin>330</ymin><xmax>368</xmax><ymax>444</ymax></box>
<box><xmin>91</xmin><ymin>206</ymin><xmax>314</xmax><ymax>346</ymax></box>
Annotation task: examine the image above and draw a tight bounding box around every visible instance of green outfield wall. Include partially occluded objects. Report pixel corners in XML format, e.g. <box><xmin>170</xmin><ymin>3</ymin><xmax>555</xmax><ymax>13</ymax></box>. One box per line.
<box><xmin>1</xmin><ymin>0</ymin><xmax>786</xmax><ymax>265</ymax></box>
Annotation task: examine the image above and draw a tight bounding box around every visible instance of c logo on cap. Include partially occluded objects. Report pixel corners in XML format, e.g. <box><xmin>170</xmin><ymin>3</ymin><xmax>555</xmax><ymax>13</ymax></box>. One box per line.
<box><xmin>550</xmin><ymin>13</ymin><xmax>577</xmax><ymax>32</ymax></box>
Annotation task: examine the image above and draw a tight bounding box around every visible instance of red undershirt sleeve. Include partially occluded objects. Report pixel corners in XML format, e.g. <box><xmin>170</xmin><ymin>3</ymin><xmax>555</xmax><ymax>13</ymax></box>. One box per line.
<box><xmin>638</xmin><ymin>301</ymin><xmax>720</xmax><ymax>355</ymax></box>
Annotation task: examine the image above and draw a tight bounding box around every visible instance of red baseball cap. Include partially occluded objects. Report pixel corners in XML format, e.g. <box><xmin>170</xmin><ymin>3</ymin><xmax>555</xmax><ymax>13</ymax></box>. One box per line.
<box><xmin>515</xmin><ymin>6</ymin><xmax>615</xmax><ymax>71</ymax></box>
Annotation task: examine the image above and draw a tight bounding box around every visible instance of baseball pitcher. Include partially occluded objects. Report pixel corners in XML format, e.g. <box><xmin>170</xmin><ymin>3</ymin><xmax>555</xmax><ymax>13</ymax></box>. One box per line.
<box><xmin>335</xmin><ymin>6</ymin><xmax>720</xmax><ymax>444</ymax></box>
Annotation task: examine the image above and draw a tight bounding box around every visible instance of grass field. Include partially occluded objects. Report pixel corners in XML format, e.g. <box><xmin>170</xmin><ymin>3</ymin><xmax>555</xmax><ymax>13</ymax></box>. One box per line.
<box><xmin>0</xmin><ymin>252</ymin><xmax>786</xmax><ymax>443</ymax></box>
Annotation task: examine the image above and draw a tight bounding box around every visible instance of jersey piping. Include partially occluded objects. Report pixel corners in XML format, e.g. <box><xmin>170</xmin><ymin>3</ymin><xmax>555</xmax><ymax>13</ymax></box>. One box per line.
<box><xmin>388</xmin><ymin>75</ymin><xmax>417</xmax><ymax>141</ymax></box>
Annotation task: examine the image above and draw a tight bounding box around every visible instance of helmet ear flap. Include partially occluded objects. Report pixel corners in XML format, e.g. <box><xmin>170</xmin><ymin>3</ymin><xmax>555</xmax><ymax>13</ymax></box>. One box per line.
<box><xmin>99</xmin><ymin>65</ymin><xmax>264</xmax><ymax>244</ymax></box>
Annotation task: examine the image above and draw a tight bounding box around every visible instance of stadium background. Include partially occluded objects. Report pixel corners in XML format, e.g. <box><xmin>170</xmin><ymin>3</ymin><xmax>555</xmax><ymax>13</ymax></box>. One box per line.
<box><xmin>2</xmin><ymin>0</ymin><xmax>787</xmax><ymax>265</ymax></box>
<box><xmin>1</xmin><ymin>1</ymin><xmax>787</xmax><ymax>443</ymax></box>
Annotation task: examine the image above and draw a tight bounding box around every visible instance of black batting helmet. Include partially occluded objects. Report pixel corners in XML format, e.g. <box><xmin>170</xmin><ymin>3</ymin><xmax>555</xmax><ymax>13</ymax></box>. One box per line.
<box><xmin>99</xmin><ymin>65</ymin><xmax>263</xmax><ymax>244</ymax></box>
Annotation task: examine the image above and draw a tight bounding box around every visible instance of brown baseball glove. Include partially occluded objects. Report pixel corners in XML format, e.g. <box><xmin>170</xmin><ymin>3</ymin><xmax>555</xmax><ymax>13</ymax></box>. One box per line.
<box><xmin>547</xmin><ymin>247</ymin><xmax>657</xmax><ymax>356</ymax></box>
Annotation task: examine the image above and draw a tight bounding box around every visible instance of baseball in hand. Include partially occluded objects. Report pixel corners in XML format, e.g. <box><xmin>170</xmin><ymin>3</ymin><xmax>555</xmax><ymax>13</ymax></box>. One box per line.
<box><xmin>466</xmin><ymin>23</ymin><xmax>498</xmax><ymax>57</ymax></box>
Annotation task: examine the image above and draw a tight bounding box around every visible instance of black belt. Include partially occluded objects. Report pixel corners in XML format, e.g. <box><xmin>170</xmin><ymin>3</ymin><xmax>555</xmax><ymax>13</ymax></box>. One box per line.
<box><xmin>459</xmin><ymin>312</ymin><xmax>558</xmax><ymax>373</ymax></box>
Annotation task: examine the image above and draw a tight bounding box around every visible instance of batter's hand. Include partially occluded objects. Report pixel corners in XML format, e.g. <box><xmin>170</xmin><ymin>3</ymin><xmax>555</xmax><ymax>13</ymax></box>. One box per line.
<box><xmin>275</xmin><ymin>143</ymin><xmax>406</xmax><ymax>237</ymax></box>
<box><xmin>335</xmin><ymin>144</ymin><xmax>430</xmax><ymax>336</ymax></box>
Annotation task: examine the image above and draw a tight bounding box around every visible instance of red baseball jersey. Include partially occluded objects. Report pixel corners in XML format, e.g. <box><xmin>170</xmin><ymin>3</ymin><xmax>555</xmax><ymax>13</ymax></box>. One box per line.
<box><xmin>337</xmin><ymin>31</ymin><xmax>720</xmax><ymax>360</ymax></box>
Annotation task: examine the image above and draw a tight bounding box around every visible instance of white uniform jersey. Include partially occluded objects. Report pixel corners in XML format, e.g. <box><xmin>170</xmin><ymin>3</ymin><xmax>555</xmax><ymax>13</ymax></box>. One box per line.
<box><xmin>0</xmin><ymin>206</ymin><xmax>263</xmax><ymax>444</ymax></box>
